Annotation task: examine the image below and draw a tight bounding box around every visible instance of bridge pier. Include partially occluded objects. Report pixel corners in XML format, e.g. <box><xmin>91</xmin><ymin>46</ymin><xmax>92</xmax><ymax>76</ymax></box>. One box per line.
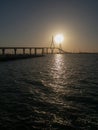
<box><xmin>42</xmin><ymin>48</ymin><xmax>44</xmax><ymax>55</ymax></box>
<box><xmin>23</xmin><ymin>48</ymin><xmax>25</xmax><ymax>55</ymax></box>
<box><xmin>2</xmin><ymin>49</ymin><xmax>5</xmax><ymax>55</ymax></box>
<box><xmin>34</xmin><ymin>48</ymin><xmax>37</xmax><ymax>55</ymax></box>
<box><xmin>46</xmin><ymin>48</ymin><xmax>48</xmax><ymax>54</ymax></box>
<box><xmin>29</xmin><ymin>48</ymin><xmax>32</xmax><ymax>55</ymax></box>
<box><xmin>51</xmin><ymin>49</ymin><xmax>54</xmax><ymax>54</ymax></box>
<box><xmin>14</xmin><ymin>48</ymin><xmax>17</xmax><ymax>55</ymax></box>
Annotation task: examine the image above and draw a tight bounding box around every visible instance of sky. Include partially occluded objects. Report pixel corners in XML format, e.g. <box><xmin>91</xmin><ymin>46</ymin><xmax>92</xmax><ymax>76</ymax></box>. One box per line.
<box><xmin>0</xmin><ymin>0</ymin><xmax>98</xmax><ymax>52</ymax></box>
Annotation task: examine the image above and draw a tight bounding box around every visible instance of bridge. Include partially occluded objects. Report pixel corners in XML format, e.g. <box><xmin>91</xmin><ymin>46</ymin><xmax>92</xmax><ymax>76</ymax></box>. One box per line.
<box><xmin>0</xmin><ymin>46</ymin><xmax>65</xmax><ymax>55</ymax></box>
<box><xmin>0</xmin><ymin>37</ymin><xmax>66</xmax><ymax>61</ymax></box>
<box><xmin>0</xmin><ymin>46</ymin><xmax>65</xmax><ymax>61</ymax></box>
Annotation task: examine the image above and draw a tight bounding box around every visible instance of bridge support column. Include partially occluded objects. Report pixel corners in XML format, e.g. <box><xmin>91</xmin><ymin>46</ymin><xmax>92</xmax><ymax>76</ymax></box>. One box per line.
<box><xmin>34</xmin><ymin>48</ymin><xmax>37</xmax><ymax>55</ymax></box>
<box><xmin>29</xmin><ymin>48</ymin><xmax>32</xmax><ymax>55</ymax></box>
<box><xmin>14</xmin><ymin>48</ymin><xmax>17</xmax><ymax>55</ymax></box>
<box><xmin>51</xmin><ymin>49</ymin><xmax>54</xmax><ymax>54</ymax></box>
<box><xmin>23</xmin><ymin>48</ymin><xmax>25</xmax><ymax>55</ymax></box>
<box><xmin>42</xmin><ymin>48</ymin><xmax>44</xmax><ymax>55</ymax></box>
<box><xmin>46</xmin><ymin>48</ymin><xmax>48</xmax><ymax>54</ymax></box>
<box><xmin>2</xmin><ymin>49</ymin><xmax>5</xmax><ymax>55</ymax></box>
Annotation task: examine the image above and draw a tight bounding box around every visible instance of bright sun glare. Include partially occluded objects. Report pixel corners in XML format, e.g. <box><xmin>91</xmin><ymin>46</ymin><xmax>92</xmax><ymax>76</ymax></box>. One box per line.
<box><xmin>54</xmin><ymin>34</ymin><xmax>64</xmax><ymax>44</ymax></box>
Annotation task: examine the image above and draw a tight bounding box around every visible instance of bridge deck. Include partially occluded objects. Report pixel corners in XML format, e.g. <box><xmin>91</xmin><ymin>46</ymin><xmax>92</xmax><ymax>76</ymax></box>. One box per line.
<box><xmin>0</xmin><ymin>47</ymin><xmax>66</xmax><ymax>61</ymax></box>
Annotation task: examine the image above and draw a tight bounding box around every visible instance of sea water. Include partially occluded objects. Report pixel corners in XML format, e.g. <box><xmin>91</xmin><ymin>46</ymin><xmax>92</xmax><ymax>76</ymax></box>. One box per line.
<box><xmin>0</xmin><ymin>54</ymin><xmax>98</xmax><ymax>130</ymax></box>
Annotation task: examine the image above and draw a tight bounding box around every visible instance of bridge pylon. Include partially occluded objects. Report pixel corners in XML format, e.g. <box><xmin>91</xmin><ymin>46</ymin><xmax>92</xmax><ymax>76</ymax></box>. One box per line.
<box><xmin>50</xmin><ymin>36</ymin><xmax>55</xmax><ymax>54</ymax></box>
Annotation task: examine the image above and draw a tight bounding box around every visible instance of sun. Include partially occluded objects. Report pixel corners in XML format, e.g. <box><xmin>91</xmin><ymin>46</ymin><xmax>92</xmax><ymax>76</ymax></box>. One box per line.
<box><xmin>54</xmin><ymin>34</ymin><xmax>64</xmax><ymax>44</ymax></box>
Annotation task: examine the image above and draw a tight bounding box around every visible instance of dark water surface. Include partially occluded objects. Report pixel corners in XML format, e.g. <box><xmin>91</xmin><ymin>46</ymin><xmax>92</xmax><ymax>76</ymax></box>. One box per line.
<box><xmin>0</xmin><ymin>54</ymin><xmax>98</xmax><ymax>130</ymax></box>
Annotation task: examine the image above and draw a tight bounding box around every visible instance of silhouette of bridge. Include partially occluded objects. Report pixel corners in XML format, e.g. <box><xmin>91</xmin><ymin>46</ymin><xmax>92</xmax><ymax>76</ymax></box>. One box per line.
<box><xmin>0</xmin><ymin>47</ymin><xmax>65</xmax><ymax>61</ymax></box>
<box><xmin>0</xmin><ymin>46</ymin><xmax>65</xmax><ymax>55</ymax></box>
<box><xmin>0</xmin><ymin>37</ymin><xmax>65</xmax><ymax>55</ymax></box>
<box><xmin>0</xmin><ymin>37</ymin><xmax>66</xmax><ymax>61</ymax></box>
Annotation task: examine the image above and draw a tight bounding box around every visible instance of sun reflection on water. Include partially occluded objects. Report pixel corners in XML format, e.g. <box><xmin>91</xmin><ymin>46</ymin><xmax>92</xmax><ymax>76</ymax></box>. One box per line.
<box><xmin>49</xmin><ymin>54</ymin><xmax>66</xmax><ymax>93</ymax></box>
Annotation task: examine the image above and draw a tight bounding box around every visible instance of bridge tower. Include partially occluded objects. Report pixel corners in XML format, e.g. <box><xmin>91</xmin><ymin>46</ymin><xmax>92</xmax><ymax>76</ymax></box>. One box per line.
<box><xmin>50</xmin><ymin>36</ymin><xmax>55</xmax><ymax>54</ymax></box>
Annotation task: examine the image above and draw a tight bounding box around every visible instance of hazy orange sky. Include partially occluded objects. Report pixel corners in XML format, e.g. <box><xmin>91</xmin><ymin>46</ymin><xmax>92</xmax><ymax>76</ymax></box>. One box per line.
<box><xmin>0</xmin><ymin>0</ymin><xmax>98</xmax><ymax>52</ymax></box>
